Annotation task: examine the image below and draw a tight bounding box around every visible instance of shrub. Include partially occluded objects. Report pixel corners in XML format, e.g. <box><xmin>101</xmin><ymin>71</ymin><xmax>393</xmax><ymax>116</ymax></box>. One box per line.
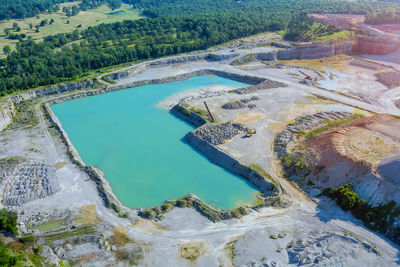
<box><xmin>0</xmin><ymin>245</ymin><xmax>20</xmax><ymax>266</ymax></box>
<box><xmin>161</xmin><ymin>204</ymin><xmax>172</xmax><ymax>212</ymax></box>
<box><xmin>176</xmin><ymin>199</ymin><xmax>187</xmax><ymax>208</ymax></box>
<box><xmin>322</xmin><ymin>184</ymin><xmax>398</xmax><ymax>234</ymax></box>
<box><xmin>19</xmin><ymin>234</ymin><xmax>37</xmax><ymax>244</ymax></box>
<box><xmin>0</xmin><ymin>209</ymin><xmax>18</xmax><ymax>235</ymax></box>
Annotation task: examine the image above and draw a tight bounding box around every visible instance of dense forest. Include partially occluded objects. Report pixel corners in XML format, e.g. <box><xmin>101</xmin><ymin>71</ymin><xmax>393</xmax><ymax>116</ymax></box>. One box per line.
<box><xmin>2</xmin><ymin>0</ymin><xmax>400</xmax><ymax>94</ymax></box>
<box><xmin>284</xmin><ymin>14</ymin><xmax>343</xmax><ymax>41</ymax></box>
<box><xmin>0</xmin><ymin>0</ymin><xmax>121</xmax><ymax>20</ymax></box>
<box><xmin>365</xmin><ymin>10</ymin><xmax>400</xmax><ymax>24</ymax></box>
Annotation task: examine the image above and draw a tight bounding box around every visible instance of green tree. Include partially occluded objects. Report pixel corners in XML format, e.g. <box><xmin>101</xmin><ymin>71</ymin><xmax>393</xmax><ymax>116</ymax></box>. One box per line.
<box><xmin>2</xmin><ymin>45</ymin><xmax>11</xmax><ymax>54</ymax></box>
<box><xmin>12</xmin><ymin>22</ymin><xmax>19</xmax><ymax>31</ymax></box>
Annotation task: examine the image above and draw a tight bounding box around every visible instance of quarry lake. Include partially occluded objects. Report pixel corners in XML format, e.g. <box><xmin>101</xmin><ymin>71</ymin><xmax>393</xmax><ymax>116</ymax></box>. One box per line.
<box><xmin>51</xmin><ymin>76</ymin><xmax>259</xmax><ymax>209</ymax></box>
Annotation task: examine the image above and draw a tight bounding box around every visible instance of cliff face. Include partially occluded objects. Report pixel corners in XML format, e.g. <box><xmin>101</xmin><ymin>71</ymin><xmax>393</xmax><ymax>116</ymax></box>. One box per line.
<box><xmin>352</xmin><ymin>37</ymin><xmax>399</xmax><ymax>55</ymax></box>
<box><xmin>9</xmin><ymin>81</ymin><xmax>93</xmax><ymax>104</ymax></box>
<box><xmin>0</xmin><ymin>101</ymin><xmax>15</xmax><ymax>132</ymax></box>
<box><xmin>236</xmin><ymin>42</ymin><xmax>355</xmax><ymax>62</ymax></box>
<box><xmin>184</xmin><ymin>124</ymin><xmax>276</xmax><ymax>194</ymax></box>
<box><xmin>307</xmin><ymin>115</ymin><xmax>400</xmax><ymax>206</ymax></box>
<box><xmin>277</xmin><ymin>42</ymin><xmax>354</xmax><ymax>60</ymax></box>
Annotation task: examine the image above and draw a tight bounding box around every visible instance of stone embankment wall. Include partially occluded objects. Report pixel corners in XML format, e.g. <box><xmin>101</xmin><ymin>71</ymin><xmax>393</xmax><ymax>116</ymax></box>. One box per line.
<box><xmin>277</xmin><ymin>42</ymin><xmax>355</xmax><ymax>60</ymax></box>
<box><xmin>107</xmin><ymin>53</ymin><xmax>239</xmax><ymax>80</ymax></box>
<box><xmin>235</xmin><ymin>42</ymin><xmax>354</xmax><ymax>62</ymax></box>
<box><xmin>50</xmin><ymin>70</ymin><xmax>266</xmax><ymax>106</ymax></box>
<box><xmin>9</xmin><ymin>81</ymin><xmax>94</xmax><ymax>104</ymax></box>
<box><xmin>185</xmin><ymin>123</ymin><xmax>277</xmax><ymax>194</ymax></box>
<box><xmin>170</xmin><ymin>104</ymin><xmax>206</xmax><ymax>127</ymax></box>
<box><xmin>0</xmin><ymin>101</ymin><xmax>15</xmax><ymax>131</ymax></box>
<box><xmin>353</xmin><ymin>37</ymin><xmax>399</xmax><ymax>55</ymax></box>
<box><xmin>242</xmin><ymin>38</ymin><xmax>398</xmax><ymax>62</ymax></box>
<box><xmin>109</xmin><ymin>69</ymin><xmax>264</xmax><ymax>88</ymax></box>
<box><xmin>42</xmin><ymin>104</ymin><xmax>123</xmax><ymax>213</ymax></box>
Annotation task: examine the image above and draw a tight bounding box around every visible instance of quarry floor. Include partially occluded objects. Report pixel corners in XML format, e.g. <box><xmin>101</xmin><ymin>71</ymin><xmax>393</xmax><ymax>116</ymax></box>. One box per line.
<box><xmin>1</xmin><ymin>45</ymin><xmax>400</xmax><ymax>266</ymax></box>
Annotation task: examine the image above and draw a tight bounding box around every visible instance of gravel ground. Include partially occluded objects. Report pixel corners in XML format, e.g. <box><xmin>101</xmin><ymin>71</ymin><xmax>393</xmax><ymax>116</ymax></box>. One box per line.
<box><xmin>0</xmin><ymin>45</ymin><xmax>399</xmax><ymax>266</ymax></box>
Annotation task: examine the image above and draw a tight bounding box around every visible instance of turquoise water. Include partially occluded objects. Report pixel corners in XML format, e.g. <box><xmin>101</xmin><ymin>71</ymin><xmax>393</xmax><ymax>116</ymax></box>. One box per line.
<box><xmin>52</xmin><ymin>76</ymin><xmax>259</xmax><ymax>209</ymax></box>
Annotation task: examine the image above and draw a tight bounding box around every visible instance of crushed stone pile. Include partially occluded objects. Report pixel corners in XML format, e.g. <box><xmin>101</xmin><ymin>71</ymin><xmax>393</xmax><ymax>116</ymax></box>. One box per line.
<box><xmin>192</xmin><ymin>122</ymin><xmax>248</xmax><ymax>145</ymax></box>
<box><xmin>222</xmin><ymin>96</ymin><xmax>259</xmax><ymax>109</ymax></box>
<box><xmin>2</xmin><ymin>161</ymin><xmax>59</xmax><ymax>206</ymax></box>
<box><xmin>234</xmin><ymin>79</ymin><xmax>287</xmax><ymax>94</ymax></box>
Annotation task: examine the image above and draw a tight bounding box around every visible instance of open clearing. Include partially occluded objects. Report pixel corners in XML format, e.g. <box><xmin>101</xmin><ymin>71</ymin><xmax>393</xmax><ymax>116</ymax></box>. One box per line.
<box><xmin>0</xmin><ymin>3</ymin><xmax>141</xmax><ymax>56</ymax></box>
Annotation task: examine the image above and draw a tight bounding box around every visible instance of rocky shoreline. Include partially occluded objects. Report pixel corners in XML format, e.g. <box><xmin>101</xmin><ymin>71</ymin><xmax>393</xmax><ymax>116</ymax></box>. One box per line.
<box><xmin>39</xmin><ymin>70</ymin><xmax>281</xmax><ymax>222</ymax></box>
<box><xmin>185</xmin><ymin>123</ymin><xmax>277</xmax><ymax>194</ymax></box>
<box><xmin>42</xmin><ymin>104</ymin><xmax>124</xmax><ymax>215</ymax></box>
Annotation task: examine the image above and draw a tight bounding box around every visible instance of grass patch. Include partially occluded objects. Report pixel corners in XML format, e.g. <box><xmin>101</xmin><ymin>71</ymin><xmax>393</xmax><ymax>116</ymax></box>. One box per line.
<box><xmin>0</xmin><ymin>3</ymin><xmax>141</xmax><ymax>56</ymax></box>
<box><xmin>101</xmin><ymin>76</ymin><xmax>116</xmax><ymax>84</ymax></box>
<box><xmin>187</xmin><ymin>107</ymin><xmax>209</xmax><ymax>118</ymax></box>
<box><xmin>248</xmin><ymin>163</ymin><xmax>278</xmax><ymax>189</ymax></box>
<box><xmin>74</xmin><ymin>205</ymin><xmax>101</xmax><ymax>225</ymax></box>
<box><xmin>299</xmin><ymin>114</ymin><xmax>361</xmax><ymax>140</ymax></box>
<box><xmin>44</xmin><ymin>225</ymin><xmax>97</xmax><ymax>243</ymax></box>
<box><xmin>30</xmin><ymin>219</ymin><xmax>66</xmax><ymax>233</ymax></box>
<box><xmin>179</xmin><ymin>242</ymin><xmax>207</xmax><ymax>263</ymax></box>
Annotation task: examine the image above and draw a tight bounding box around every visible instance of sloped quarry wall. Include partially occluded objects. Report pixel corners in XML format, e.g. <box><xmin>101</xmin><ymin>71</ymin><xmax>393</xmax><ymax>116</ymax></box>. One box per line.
<box><xmin>185</xmin><ymin>123</ymin><xmax>276</xmax><ymax>194</ymax></box>
<box><xmin>243</xmin><ymin>37</ymin><xmax>399</xmax><ymax>62</ymax></box>
<box><xmin>352</xmin><ymin>37</ymin><xmax>399</xmax><ymax>55</ymax></box>
<box><xmin>9</xmin><ymin>81</ymin><xmax>94</xmax><ymax>104</ymax></box>
<box><xmin>0</xmin><ymin>101</ymin><xmax>15</xmax><ymax>132</ymax></box>
<box><xmin>277</xmin><ymin>42</ymin><xmax>354</xmax><ymax>60</ymax></box>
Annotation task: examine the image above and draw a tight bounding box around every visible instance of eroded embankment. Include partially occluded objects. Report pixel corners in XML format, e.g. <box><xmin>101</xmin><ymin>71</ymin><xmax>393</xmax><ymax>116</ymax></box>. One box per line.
<box><xmin>275</xmin><ymin>112</ymin><xmax>400</xmax><ymax>205</ymax></box>
<box><xmin>42</xmin><ymin>104</ymin><xmax>123</xmax><ymax>215</ymax></box>
<box><xmin>275</xmin><ymin>112</ymin><xmax>400</xmax><ymax>244</ymax></box>
<box><xmin>0</xmin><ymin>101</ymin><xmax>15</xmax><ymax>132</ymax></box>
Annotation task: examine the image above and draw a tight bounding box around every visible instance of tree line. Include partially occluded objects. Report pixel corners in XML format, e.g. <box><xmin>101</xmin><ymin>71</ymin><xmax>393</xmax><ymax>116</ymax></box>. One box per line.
<box><xmin>0</xmin><ymin>0</ymin><xmax>121</xmax><ymax>20</ymax></box>
<box><xmin>2</xmin><ymin>0</ymin><xmax>400</xmax><ymax>94</ymax></box>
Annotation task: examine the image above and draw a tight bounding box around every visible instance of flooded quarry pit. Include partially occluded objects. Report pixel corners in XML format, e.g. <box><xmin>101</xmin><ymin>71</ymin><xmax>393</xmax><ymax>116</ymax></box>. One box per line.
<box><xmin>51</xmin><ymin>76</ymin><xmax>259</xmax><ymax>209</ymax></box>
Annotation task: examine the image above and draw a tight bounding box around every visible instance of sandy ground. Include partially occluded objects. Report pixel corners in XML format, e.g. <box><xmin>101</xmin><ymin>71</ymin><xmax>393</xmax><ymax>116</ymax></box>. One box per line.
<box><xmin>0</xmin><ymin>45</ymin><xmax>400</xmax><ymax>265</ymax></box>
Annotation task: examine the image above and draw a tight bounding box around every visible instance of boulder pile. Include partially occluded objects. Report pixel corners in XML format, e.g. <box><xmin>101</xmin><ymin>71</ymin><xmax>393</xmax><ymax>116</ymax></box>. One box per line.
<box><xmin>192</xmin><ymin>122</ymin><xmax>248</xmax><ymax>145</ymax></box>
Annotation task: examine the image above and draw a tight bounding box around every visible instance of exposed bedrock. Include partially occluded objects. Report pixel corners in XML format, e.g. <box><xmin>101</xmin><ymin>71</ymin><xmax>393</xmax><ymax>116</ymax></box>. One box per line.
<box><xmin>170</xmin><ymin>104</ymin><xmax>206</xmax><ymax>127</ymax></box>
<box><xmin>50</xmin><ymin>70</ymin><xmax>269</xmax><ymax>106</ymax></box>
<box><xmin>353</xmin><ymin>37</ymin><xmax>399</xmax><ymax>55</ymax></box>
<box><xmin>185</xmin><ymin>122</ymin><xmax>276</xmax><ymax>194</ymax></box>
<box><xmin>9</xmin><ymin>81</ymin><xmax>94</xmax><ymax>104</ymax></box>
<box><xmin>42</xmin><ymin>104</ymin><xmax>123</xmax><ymax>213</ymax></box>
<box><xmin>277</xmin><ymin>113</ymin><xmax>400</xmax><ymax>206</ymax></box>
<box><xmin>0</xmin><ymin>101</ymin><xmax>15</xmax><ymax>131</ymax></box>
<box><xmin>108</xmin><ymin>69</ymin><xmax>265</xmax><ymax>87</ymax></box>
<box><xmin>107</xmin><ymin>53</ymin><xmax>239</xmax><ymax>80</ymax></box>
<box><xmin>0</xmin><ymin>160</ymin><xmax>60</xmax><ymax>206</ymax></box>
<box><xmin>277</xmin><ymin>42</ymin><xmax>354</xmax><ymax>60</ymax></box>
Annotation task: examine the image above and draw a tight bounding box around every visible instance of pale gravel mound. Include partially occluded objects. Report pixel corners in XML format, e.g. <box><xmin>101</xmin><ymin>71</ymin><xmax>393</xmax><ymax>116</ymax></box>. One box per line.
<box><xmin>221</xmin><ymin>96</ymin><xmax>259</xmax><ymax>109</ymax></box>
<box><xmin>234</xmin><ymin>79</ymin><xmax>287</xmax><ymax>94</ymax></box>
<box><xmin>191</xmin><ymin>122</ymin><xmax>248</xmax><ymax>145</ymax></box>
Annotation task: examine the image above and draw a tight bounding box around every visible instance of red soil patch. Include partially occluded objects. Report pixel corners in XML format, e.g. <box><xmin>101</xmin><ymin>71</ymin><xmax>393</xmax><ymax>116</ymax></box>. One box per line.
<box><xmin>308</xmin><ymin>114</ymin><xmax>400</xmax><ymax>169</ymax></box>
